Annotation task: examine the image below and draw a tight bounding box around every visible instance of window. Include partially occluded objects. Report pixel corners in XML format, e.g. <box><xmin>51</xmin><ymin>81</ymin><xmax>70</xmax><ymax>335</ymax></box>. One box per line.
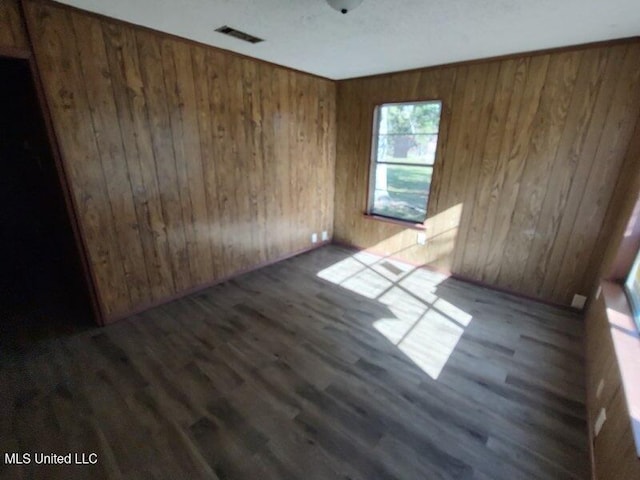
<box><xmin>624</xmin><ymin>247</ymin><xmax>640</xmax><ymax>328</ymax></box>
<box><xmin>368</xmin><ymin>100</ymin><xmax>443</xmax><ymax>223</ymax></box>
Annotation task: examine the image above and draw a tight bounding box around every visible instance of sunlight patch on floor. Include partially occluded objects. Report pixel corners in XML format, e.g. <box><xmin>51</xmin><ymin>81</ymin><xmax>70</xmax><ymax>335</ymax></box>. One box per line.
<box><xmin>317</xmin><ymin>250</ymin><xmax>473</xmax><ymax>380</ymax></box>
<box><xmin>341</xmin><ymin>267</ymin><xmax>393</xmax><ymax>299</ymax></box>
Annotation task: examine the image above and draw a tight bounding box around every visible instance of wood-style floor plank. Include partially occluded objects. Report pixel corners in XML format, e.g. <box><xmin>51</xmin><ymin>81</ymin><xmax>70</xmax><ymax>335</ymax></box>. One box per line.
<box><xmin>0</xmin><ymin>245</ymin><xmax>588</xmax><ymax>479</ymax></box>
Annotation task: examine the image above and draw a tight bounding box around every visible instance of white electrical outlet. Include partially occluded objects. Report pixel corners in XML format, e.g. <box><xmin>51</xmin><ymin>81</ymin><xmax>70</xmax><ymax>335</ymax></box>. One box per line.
<box><xmin>417</xmin><ymin>232</ymin><xmax>427</xmax><ymax>245</ymax></box>
<box><xmin>596</xmin><ymin>379</ymin><xmax>605</xmax><ymax>399</ymax></box>
<box><xmin>311</xmin><ymin>233</ymin><xmax>318</xmax><ymax>244</ymax></box>
<box><xmin>321</xmin><ymin>230</ymin><xmax>329</xmax><ymax>241</ymax></box>
<box><xmin>594</xmin><ymin>408</ymin><xmax>607</xmax><ymax>437</ymax></box>
<box><xmin>571</xmin><ymin>294</ymin><xmax>587</xmax><ymax>310</ymax></box>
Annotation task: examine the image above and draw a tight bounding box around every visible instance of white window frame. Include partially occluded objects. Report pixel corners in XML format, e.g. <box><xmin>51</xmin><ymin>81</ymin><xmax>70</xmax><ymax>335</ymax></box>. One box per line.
<box><xmin>367</xmin><ymin>100</ymin><xmax>442</xmax><ymax>224</ymax></box>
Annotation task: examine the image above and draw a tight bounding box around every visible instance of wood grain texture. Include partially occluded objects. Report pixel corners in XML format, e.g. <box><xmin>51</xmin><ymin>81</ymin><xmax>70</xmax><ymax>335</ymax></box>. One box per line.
<box><xmin>0</xmin><ymin>0</ymin><xmax>28</xmax><ymax>51</ymax></box>
<box><xmin>23</xmin><ymin>0</ymin><xmax>336</xmax><ymax>321</ymax></box>
<box><xmin>585</xmin><ymin>292</ymin><xmax>640</xmax><ymax>480</ymax></box>
<box><xmin>0</xmin><ymin>245</ymin><xmax>588</xmax><ymax>479</ymax></box>
<box><xmin>334</xmin><ymin>40</ymin><xmax>640</xmax><ymax>306</ymax></box>
<box><xmin>590</xmin><ymin>114</ymin><xmax>640</xmax><ymax>288</ymax></box>
<box><xmin>582</xmin><ymin>114</ymin><xmax>640</xmax><ymax>479</ymax></box>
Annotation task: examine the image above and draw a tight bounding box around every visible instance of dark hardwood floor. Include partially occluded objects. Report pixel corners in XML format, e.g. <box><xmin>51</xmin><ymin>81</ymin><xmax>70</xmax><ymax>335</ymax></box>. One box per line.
<box><xmin>0</xmin><ymin>245</ymin><xmax>588</xmax><ymax>479</ymax></box>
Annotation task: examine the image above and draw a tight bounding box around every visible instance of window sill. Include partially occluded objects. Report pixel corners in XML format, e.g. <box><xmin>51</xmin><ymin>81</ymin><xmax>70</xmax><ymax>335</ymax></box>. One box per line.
<box><xmin>362</xmin><ymin>213</ymin><xmax>426</xmax><ymax>231</ymax></box>
<box><xmin>601</xmin><ymin>281</ymin><xmax>640</xmax><ymax>458</ymax></box>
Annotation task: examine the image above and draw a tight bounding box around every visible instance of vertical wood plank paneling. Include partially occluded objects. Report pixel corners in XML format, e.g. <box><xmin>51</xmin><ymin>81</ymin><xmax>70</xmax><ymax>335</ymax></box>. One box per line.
<box><xmin>524</xmin><ymin>47</ymin><xmax>610</xmax><ymax>296</ymax></box>
<box><xmin>26</xmin><ymin>5</ymin><xmax>131</xmax><ymax>316</ymax></box>
<box><xmin>482</xmin><ymin>55</ymin><xmax>549</xmax><ymax>285</ymax></box>
<box><xmin>24</xmin><ymin>0</ymin><xmax>336</xmax><ymax>320</ymax></box>
<box><xmin>224</xmin><ymin>55</ymin><xmax>250</xmax><ymax>269</ymax></box>
<box><xmin>552</xmin><ymin>43</ymin><xmax>640</xmax><ymax>302</ymax></box>
<box><xmin>276</xmin><ymin>67</ymin><xmax>293</xmax><ymax>254</ymax></box>
<box><xmin>424</xmin><ymin>68</ymin><xmax>457</xmax><ymax>217</ymax></box>
<box><xmin>0</xmin><ymin>0</ymin><xmax>28</xmax><ymax>50</ymax></box>
<box><xmin>206</xmin><ymin>49</ymin><xmax>234</xmax><ymax>276</ymax></box>
<box><xmin>334</xmin><ymin>40</ymin><xmax>640</xmax><ymax>306</ymax></box>
<box><xmin>418</xmin><ymin>68</ymin><xmax>458</xmax><ymax>270</ymax></box>
<box><xmin>161</xmin><ymin>38</ymin><xmax>214</xmax><ymax>286</ymax></box>
<box><xmin>584</xmin><ymin>113</ymin><xmax>640</xmax><ymax>478</ymax></box>
<box><xmin>538</xmin><ymin>45</ymin><xmax>628</xmax><ymax>299</ymax></box>
<box><xmin>101</xmin><ymin>22</ymin><xmax>176</xmax><ymax>301</ymax></box>
<box><xmin>134</xmin><ymin>29</ymin><xmax>194</xmax><ymax>296</ymax></box>
<box><xmin>453</xmin><ymin>61</ymin><xmax>501</xmax><ymax>276</ymax></box>
<box><xmin>496</xmin><ymin>51</ymin><xmax>581</xmax><ymax>291</ymax></box>
<box><xmin>585</xmin><ymin>293</ymin><xmax>640</xmax><ymax>480</ymax></box>
<box><xmin>588</xmin><ymin>115</ymin><xmax>640</xmax><ymax>290</ymax></box>
<box><xmin>243</xmin><ymin>59</ymin><xmax>266</xmax><ymax>264</ymax></box>
<box><xmin>473</xmin><ymin>57</ymin><xmax>528</xmax><ymax>277</ymax></box>
<box><xmin>458</xmin><ymin>60</ymin><xmax>516</xmax><ymax>278</ymax></box>
<box><xmin>70</xmin><ymin>11</ymin><xmax>151</xmax><ymax>306</ymax></box>
<box><xmin>432</xmin><ymin>67</ymin><xmax>468</xmax><ymax>215</ymax></box>
<box><xmin>19</xmin><ymin>0</ymin><xmax>640</xmax><ymax>313</ymax></box>
<box><xmin>191</xmin><ymin>45</ymin><xmax>225</xmax><ymax>278</ymax></box>
<box><xmin>445</xmin><ymin>63</ymin><xmax>492</xmax><ymax>271</ymax></box>
<box><xmin>424</xmin><ymin>67</ymin><xmax>466</xmax><ymax>270</ymax></box>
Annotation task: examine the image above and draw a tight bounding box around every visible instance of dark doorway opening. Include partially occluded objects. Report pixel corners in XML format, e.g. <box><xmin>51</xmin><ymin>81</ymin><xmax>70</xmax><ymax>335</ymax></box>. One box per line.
<box><xmin>0</xmin><ymin>57</ymin><xmax>93</xmax><ymax>348</ymax></box>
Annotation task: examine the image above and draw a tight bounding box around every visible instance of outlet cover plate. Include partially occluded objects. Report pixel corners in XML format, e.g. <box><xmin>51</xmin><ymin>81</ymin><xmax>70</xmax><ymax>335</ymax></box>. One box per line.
<box><xmin>571</xmin><ymin>294</ymin><xmax>587</xmax><ymax>309</ymax></box>
<box><xmin>594</xmin><ymin>408</ymin><xmax>607</xmax><ymax>437</ymax></box>
<box><xmin>596</xmin><ymin>379</ymin><xmax>605</xmax><ymax>399</ymax></box>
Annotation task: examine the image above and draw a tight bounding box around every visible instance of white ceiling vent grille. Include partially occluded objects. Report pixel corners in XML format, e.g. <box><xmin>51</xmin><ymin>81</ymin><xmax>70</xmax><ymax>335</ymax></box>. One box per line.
<box><xmin>215</xmin><ymin>26</ymin><xmax>264</xmax><ymax>44</ymax></box>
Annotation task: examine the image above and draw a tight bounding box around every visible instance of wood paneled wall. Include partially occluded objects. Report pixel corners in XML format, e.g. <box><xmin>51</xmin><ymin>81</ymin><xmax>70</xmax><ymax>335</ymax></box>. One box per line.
<box><xmin>583</xmin><ymin>115</ymin><xmax>640</xmax><ymax>479</ymax></box>
<box><xmin>8</xmin><ymin>0</ymin><xmax>640</xmax><ymax>317</ymax></box>
<box><xmin>334</xmin><ymin>40</ymin><xmax>640</xmax><ymax>306</ymax></box>
<box><xmin>0</xmin><ymin>0</ymin><xmax>28</xmax><ymax>51</ymax></box>
<box><xmin>22</xmin><ymin>0</ymin><xmax>336</xmax><ymax>322</ymax></box>
<box><xmin>585</xmin><ymin>290</ymin><xmax>640</xmax><ymax>479</ymax></box>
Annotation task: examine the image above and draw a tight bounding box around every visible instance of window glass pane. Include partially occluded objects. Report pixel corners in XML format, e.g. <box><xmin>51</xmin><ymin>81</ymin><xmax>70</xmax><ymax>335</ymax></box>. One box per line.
<box><xmin>377</xmin><ymin>133</ymin><xmax>439</xmax><ymax>165</ymax></box>
<box><xmin>380</xmin><ymin>103</ymin><xmax>441</xmax><ymax>135</ymax></box>
<box><xmin>377</xmin><ymin>102</ymin><xmax>441</xmax><ymax>165</ymax></box>
<box><xmin>371</xmin><ymin>164</ymin><xmax>432</xmax><ymax>223</ymax></box>
<box><xmin>369</xmin><ymin>100</ymin><xmax>442</xmax><ymax>223</ymax></box>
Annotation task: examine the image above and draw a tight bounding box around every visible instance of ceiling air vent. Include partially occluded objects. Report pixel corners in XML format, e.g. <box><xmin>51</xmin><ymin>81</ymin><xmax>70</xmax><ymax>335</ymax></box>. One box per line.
<box><xmin>215</xmin><ymin>26</ymin><xmax>264</xmax><ymax>44</ymax></box>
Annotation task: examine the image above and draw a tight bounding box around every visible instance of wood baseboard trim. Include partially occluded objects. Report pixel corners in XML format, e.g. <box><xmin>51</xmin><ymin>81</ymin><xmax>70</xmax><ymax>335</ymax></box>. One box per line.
<box><xmin>331</xmin><ymin>240</ymin><xmax>579</xmax><ymax>312</ymax></box>
<box><xmin>451</xmin><ymin>273</ymin><xmax>580</xmax><ymax>313</ymax></box>
<box><xmin>104</xmin><ymin>241</ymin><xmax>331</xmax><ymax>325</ymax></box>
<box><xmin>330</xmin><ymin>240</ymin><xmax>453</xmax><ymax>276</ymax></box>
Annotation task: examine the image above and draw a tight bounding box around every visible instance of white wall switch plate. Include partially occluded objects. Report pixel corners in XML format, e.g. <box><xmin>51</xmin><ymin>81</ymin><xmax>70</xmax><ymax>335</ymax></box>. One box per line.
<box><xmin>571</xmin><ymin>294</ymin><xmax>587</xmax><ymax>309</ymax></box>
<box><xmin>417</xmin><ymin>232</ymin><xmax>427</xmax><ymax>245</ymax></box>
<box><xmin>321</xmin><ymin>230</ymin><xmax>329</xmax><ymax>241</ymax></box>
<box><xmin>594</xmin><ymin>408</ymin><xmax>607</xmax><ymax>437</ymax></box>
<box><xmin>311</xmin><ymin>233</ymin><xmax>318</xmax><ymax>244</ymax></box>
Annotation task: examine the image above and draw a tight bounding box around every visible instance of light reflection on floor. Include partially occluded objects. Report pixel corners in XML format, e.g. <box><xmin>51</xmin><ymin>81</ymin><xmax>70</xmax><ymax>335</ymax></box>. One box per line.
<box><xmin>317</xmin><ymin>250</ymin><xmax>472</xmax><ymax>379</ymax></box>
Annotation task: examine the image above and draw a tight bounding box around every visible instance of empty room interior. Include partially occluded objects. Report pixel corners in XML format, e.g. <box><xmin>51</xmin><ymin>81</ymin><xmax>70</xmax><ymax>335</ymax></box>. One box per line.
<box><xmin>1</xmin><ymin>0</ymin><xmax>640</xmax><ymax>478</ymax></box>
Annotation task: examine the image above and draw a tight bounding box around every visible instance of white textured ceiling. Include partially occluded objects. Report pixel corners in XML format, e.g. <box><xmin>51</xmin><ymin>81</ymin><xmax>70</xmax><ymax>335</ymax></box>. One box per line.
<box><xmin>57</xmin><ymin>0</ymin><xmax>640</xmax><ymax>79</ymax></box>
